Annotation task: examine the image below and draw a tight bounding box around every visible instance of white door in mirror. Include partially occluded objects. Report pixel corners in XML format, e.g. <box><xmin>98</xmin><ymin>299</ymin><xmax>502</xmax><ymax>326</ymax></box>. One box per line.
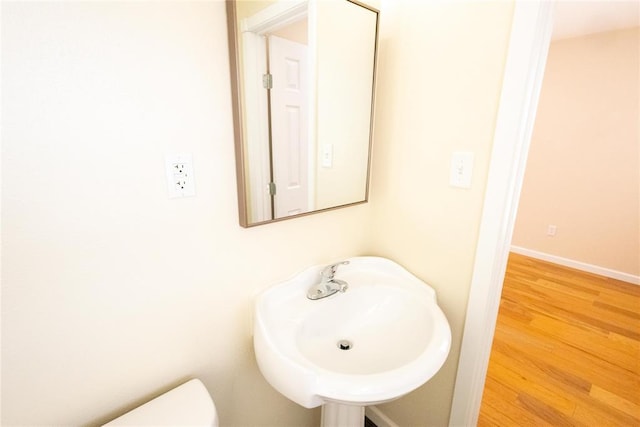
<box><xmin>165</xmin><ymin>154</ymin><xmax>195</xmax><ymax>198</ymax></box>
<box><xmin>269</xmin><ymin>35</ymin><xmax>309</xmax><ymax>218</ymax></box>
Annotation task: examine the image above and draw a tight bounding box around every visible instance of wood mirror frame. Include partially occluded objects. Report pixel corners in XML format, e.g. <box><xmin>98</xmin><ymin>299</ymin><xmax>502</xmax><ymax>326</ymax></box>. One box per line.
<box><xmin>226</xmin><ymin>0</ymin><xmax>379</xmax><ymax>227</ymax></box>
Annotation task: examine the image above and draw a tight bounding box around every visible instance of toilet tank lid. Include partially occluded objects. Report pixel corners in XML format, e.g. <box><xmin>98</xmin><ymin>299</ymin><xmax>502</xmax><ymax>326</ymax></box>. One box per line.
<box><xmin>102</xmin><ymin>379</ymin><xmax>218</xmax><ymax>427</ymax></box>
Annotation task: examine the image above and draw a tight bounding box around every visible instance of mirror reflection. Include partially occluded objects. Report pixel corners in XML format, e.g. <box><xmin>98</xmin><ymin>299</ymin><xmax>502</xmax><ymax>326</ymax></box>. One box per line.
<box><xmin>227</xmin><ymin>0</ymin><xmax>379</xmax><ymax>227</ymax></box>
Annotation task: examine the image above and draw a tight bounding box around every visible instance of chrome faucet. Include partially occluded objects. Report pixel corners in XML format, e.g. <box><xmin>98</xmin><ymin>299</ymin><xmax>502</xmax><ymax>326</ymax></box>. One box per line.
<box><xmin>307</xmin><ymin>261</ymin><xmax>350</xmax><ymax>300</ymax></box>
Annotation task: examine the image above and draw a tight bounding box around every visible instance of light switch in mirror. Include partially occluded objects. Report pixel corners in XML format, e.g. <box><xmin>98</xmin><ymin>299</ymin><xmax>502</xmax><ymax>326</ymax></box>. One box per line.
<box><xmin>226</xmin><ymin>0</ymin><xmax>379</xmax><ymax>227</ymax></box>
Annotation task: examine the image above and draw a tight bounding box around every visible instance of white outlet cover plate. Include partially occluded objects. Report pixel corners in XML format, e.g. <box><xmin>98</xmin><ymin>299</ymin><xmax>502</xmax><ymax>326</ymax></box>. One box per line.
<box><xmin>165</xmin><ymin>154</ymin><xmax>195</xmax><ymax>198</ymax></box>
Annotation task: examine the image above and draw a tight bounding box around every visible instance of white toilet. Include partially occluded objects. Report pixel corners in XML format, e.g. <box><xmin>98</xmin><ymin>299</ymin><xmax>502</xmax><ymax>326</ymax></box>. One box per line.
<box><xmin>102</xmin><ymin>379</ymin><xmax>219</xmax><ymax>426</ymax></box>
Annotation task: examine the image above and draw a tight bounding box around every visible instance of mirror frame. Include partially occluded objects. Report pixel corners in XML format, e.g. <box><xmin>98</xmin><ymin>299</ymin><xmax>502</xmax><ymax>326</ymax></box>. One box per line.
<box><xmin>226</xmin><ymin>0</ymin><xmax>380</xmax><ymax>228</ymax></box>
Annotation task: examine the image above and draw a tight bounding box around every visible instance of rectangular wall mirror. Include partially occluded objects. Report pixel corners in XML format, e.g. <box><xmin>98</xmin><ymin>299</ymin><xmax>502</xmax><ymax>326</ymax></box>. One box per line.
<box><xmin>226</xmin><ymin>0</ymin><xmax>379</xmax><ymax>227</ymax></box>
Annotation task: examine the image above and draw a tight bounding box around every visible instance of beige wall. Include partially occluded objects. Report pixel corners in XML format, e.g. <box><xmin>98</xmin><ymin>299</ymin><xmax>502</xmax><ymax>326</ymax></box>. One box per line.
<box><xmin>369</xmin><ymin>0</ymin><xmax>514</xmax><ymax>425</ymax></box>
<box><xmin>1</xmin><ymin>0</ymin><xmax>514</xmax><ymax>426</ymax></box>
<box><xmin>1</xmin><ymin>2</ymin><xmax>365</xmax><ymax>425</ymax></box>
<box><xmin>314</xmin><ymin>0</ymin><xmax>377</xmax><ymax>210</ymax></box>
<box><xmin>512</xmin><ymin>28</ymin><xmax>640</xmax><ymax>276</ymax></box>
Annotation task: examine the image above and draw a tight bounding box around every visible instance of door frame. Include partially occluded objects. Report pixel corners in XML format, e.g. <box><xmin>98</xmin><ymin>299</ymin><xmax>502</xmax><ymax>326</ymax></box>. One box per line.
<box><xmin>449</xmin><ymin>2</ymin><xmax>555</xmax><ymax>425</ymax></box>
<box><xmin>240</xmin><ymin>0</ymin><xmax>315</xmax><ymax>222</ymax></box>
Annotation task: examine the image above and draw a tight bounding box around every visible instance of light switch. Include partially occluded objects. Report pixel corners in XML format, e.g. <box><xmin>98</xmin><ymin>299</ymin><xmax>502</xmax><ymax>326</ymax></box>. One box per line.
<box><xmin>450</xmin><ymin>151</ymin><xmax>474</xmax><ymax>189</ymax></box>
<box><xmin>321</xmin><ymin>144</ymin><xmax>333</xmax><ymax>168</ymax></box>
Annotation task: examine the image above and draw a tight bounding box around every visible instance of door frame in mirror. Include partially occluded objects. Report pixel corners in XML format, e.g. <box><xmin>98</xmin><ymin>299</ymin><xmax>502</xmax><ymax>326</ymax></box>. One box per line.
<box><xmin>239</xmin><ymin>1</ymin><xmax>314</xmax><ymax>224</ymax></box>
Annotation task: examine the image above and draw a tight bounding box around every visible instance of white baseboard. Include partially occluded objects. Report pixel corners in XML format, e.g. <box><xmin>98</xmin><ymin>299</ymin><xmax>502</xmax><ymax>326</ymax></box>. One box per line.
<box><xmin>510</xmin><ymin>246</ymin><xmax>640</xmax><ymax>285</ymax></box>
<box><xmin>365</xmin><ymin>406</ymin><xmax>399</xmax><ymax>427</ymax></box>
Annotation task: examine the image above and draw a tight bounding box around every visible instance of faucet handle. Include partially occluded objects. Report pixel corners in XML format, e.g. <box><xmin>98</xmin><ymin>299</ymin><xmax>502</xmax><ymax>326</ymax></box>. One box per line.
<box><xmin>321</xmin><ymin>260</ymin><xmax>350</xmax><ymax>281</ymax></box>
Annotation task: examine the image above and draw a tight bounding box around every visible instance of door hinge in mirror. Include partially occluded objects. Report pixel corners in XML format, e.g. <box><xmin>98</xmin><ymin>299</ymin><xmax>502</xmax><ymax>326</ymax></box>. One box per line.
<box><xmin>263</xmin><ymin>73</ymin><xmax>273</xmax><ymax>90</ymax></box>
<box><xmin>268</xmin><ymin>182</ymin><xmax>276</xmax><ymax>196</ymax></box>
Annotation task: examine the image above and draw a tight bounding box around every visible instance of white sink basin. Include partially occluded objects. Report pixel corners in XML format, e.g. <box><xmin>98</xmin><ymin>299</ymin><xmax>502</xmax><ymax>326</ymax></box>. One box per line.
<box><xmin>253</xmin><ymin>257</ymin><xmax>451</xmax><ymax>409</ymax></box>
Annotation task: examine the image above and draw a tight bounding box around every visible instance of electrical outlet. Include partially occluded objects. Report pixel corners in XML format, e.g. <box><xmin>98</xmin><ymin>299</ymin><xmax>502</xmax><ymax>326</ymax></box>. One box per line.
<box><xmin>174</xmin><ymin>163</ymin><xmax>187</xmax><ymax>175</ymax></box>
<box><xmin>165</xmin><ymin>154</ymin><xmax>195</xmax><ymax>198</ymax></box>
<box><xmin>547</xmin><ymin>225</ymin><xmax>557</xmax><ymax>237</ymax></box>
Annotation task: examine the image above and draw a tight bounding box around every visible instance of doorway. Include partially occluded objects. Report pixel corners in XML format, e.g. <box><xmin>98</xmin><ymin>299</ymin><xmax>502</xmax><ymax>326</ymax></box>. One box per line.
<box><xmin>237</xmin><ymin>1</ymin><xmax>314</xmax><ymax>223</ymax></box>
<box><xmin>449</xmin><ymin>3</ymin><xmax>555</xmax><ymax>424</ymax></box>
<box><xmin>451</xmin><ymin>2</ymin><xmax>639</xmax><ymax>424</ymax></box>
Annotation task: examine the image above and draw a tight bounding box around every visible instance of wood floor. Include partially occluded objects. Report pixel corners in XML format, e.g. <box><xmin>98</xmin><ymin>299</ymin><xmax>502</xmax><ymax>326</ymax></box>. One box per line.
<box><xmin>478</xmin><ymin>253</ymin><xmax>640</xmax><ymax>426</ymax></box>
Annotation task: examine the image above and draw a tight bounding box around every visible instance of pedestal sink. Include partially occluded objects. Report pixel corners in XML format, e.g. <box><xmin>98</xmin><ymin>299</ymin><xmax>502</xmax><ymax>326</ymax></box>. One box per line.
<box><xmin>253</xmin><ymin>257</ymin><xmax>451</xmax><ymax>426</ymax></box>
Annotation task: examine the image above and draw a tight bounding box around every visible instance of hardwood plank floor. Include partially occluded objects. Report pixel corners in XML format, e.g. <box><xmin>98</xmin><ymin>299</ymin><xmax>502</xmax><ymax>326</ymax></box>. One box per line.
<box><xmin>478</xmin><ymin>253</ymin><xmax>640</xmax><ymax>426</ymax></box>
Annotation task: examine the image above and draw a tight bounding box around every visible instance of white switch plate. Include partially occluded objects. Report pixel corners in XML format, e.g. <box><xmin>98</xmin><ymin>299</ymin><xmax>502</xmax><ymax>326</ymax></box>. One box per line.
<box><xmin>321</xmin><ymin>144</ymin><xmax>333</xmax><ymax>168</ymax></box>
<box><xmin>165</xmin><ymin>154</ymin><xmax>195</xmax><ymax>198</ymax></box>
<box><xmin>450</xmin><ymin>151</ymin><xmax>474</xmax><ymax>189</ymax></box>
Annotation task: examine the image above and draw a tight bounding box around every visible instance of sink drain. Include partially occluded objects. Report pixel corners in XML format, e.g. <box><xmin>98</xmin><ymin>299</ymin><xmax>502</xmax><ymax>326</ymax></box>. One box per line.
<box><xmin>337</xmin><ymin>339</ymin><xmax>353</xmax><ymax>350</ymax></box>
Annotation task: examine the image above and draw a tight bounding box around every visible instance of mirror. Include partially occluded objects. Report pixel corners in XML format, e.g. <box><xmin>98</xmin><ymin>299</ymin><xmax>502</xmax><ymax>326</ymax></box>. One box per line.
<box><xmin>226</xmin><ymin>0</ymin><xmax>379</xmax><ymax>227</ymax></box>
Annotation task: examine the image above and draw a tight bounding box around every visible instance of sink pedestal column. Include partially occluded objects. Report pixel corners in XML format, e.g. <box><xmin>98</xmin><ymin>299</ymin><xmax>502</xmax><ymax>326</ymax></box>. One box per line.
<box><xmin>320</xmin><ymin>403</ymin><xmax>364</xmax><ymax>427</ymax></box>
